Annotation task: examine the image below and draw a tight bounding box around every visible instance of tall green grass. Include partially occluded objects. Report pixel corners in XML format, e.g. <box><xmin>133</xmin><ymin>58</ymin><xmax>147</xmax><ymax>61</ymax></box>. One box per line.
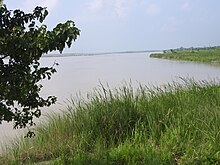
<box><xmin>1</xmin><ymin>80</ymin><xmax>220</xmax><ymax>164</ymax></box>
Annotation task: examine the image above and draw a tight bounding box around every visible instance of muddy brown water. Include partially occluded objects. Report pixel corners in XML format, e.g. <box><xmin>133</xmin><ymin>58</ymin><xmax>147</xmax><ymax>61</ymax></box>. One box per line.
<box><xmin>1</xmin><ymin>52</ymin><xmax>220</xmax><ymax>152</ymax></box>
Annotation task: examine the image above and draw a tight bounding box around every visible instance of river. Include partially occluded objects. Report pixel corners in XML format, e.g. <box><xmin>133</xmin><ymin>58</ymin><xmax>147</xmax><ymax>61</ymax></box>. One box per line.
<box><xmin>1</xmin><ymin>52</ymin><xmax>220</xmax><ymax>151</ymax></box>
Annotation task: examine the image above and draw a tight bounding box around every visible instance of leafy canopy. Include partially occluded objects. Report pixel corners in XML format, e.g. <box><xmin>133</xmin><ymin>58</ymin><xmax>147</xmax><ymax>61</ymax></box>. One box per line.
<box><xmin>0</xmin><ymin>4</ymin><xmax>80</xmax><ymax>132</ymax></box>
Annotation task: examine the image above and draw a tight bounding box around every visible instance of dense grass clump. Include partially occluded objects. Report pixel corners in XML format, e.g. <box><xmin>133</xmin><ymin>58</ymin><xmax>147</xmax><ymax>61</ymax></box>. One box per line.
<box><xmin>150</xmin><ymin>48</ymin><xmax>220</xmax><ymax>64</ymax></box>
<box><xmin>1</xmin><ymin>80</ymin><xmax>220</xmax><ymax>164</ymax></box>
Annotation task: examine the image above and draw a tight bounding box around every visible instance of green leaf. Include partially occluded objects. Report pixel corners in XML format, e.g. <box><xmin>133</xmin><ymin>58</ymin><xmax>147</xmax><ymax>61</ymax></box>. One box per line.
<box><xmin>0</xmin><ymin>4</ymin><xmax>80</xmax><ymax>131</ymax></box>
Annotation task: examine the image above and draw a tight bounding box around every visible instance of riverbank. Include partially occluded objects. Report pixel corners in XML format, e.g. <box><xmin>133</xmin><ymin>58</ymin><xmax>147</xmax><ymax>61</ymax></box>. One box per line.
<box><xmin>150</xmin><ymin>48</ymin><xmax>220</xmax><ymax>64</ymax></box>
<box><xmin>1</xmin><ymin>80</ymin><xmax>220</xmax><ymax>164</ymax></box>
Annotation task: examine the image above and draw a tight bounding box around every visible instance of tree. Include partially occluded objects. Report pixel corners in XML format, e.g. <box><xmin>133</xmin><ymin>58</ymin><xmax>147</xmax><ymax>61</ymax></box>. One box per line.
<box><xmin>0</xmin><ymin>4</ymin><xmax>80</xmax><ymax>135</ymax></box>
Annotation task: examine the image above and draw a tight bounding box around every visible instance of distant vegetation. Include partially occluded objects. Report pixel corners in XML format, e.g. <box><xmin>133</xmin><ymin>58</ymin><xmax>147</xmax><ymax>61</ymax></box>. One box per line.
<box><xmin>150</xmin><ymin>46</ymin><xmax>220</xmax><ymax>64</ymax></box>
<box><xmin>1</xmin><ymin>80</ymin><xmax>220</xmax><ymax>164</ymax></box>
<box><xmin>43</xmin><ymin>50</ymin><xmax>160</xmax><ymax>58</ymax></box>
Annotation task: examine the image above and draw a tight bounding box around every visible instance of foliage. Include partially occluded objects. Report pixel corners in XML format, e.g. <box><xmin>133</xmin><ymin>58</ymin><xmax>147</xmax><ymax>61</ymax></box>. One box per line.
<box><xmin>0</xmin><ymin>4</ymin><xmax>80</xmax><ymax>131</ymax></box>
<box><xmin>1</xmin><ymin>80</ymin><xmax>220</xmax><ymax>164</ymax></box>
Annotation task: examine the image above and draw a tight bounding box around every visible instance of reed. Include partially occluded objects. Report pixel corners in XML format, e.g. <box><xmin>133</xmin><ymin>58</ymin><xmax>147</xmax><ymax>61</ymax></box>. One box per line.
<box><xmin>1</xmin><ymin>80</ymin><xmax>220</xmax><ymax>164</ymax></box>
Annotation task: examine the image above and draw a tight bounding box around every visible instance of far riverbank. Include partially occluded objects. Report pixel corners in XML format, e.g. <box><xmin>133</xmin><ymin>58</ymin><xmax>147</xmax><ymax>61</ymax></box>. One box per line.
<box><xmin>150</xmin><ymin>47</ymin><xmax>220</xmax><ymax>64</ymax></box>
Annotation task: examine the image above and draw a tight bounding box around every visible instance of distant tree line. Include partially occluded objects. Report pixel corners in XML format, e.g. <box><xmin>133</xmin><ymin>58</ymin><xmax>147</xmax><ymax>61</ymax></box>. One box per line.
<box><xmin>163</xmin><ymin>46</ymin><xmax>220</xmax><ymax>53</ymax></box>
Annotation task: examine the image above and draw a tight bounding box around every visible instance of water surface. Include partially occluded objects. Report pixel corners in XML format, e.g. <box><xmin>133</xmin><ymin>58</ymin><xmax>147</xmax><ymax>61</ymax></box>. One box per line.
<box><xmin>1</xmin><ymin>52</ymin><xmax>220</xmax><ymax>150</ymax></box>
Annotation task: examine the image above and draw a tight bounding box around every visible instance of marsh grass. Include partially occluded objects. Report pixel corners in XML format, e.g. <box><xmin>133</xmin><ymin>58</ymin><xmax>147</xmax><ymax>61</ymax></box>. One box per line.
<box><xmin>1</xmin><ymin>80</ymin><xmax>220</xmax><ymax>164</ymax></box>
<box><xmin>150</xmin><ymin>48</ymin><xmax>220</xmax><ymax>64</ymax></box>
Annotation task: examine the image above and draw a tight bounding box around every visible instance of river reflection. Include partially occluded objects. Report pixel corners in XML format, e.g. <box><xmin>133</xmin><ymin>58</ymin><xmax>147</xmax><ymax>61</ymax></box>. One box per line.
<box><xmin>1</xmin><ymin>52</ymin><xmax>220</xmax><ymax>150</ymax></box>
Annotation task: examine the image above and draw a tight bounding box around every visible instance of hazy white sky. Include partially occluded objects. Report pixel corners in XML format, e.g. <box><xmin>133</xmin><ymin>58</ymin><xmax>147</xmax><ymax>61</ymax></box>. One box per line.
<box><xmin>4</xmin><ymin>0</ymin><xmax>220</xmax><ymax>53</ymax></box>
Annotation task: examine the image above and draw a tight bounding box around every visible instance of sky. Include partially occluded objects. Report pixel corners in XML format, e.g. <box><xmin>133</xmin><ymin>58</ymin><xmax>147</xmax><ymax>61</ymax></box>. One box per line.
<box><xmin>4</xmin><ymin>0</ymin><xmax>220</xmax><ymax>53</ymax></box>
